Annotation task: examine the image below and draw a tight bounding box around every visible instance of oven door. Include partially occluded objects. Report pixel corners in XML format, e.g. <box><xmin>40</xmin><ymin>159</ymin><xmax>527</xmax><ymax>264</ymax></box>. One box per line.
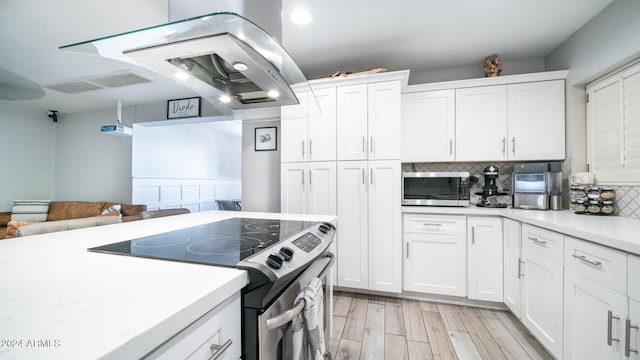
<box><xmin>257</xmin><ymin>252</ymin><xmax>334</xmax><ymax>360</ymax></box>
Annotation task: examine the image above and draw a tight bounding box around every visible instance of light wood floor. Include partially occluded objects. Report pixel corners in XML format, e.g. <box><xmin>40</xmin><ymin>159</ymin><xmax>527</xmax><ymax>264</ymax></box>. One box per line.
<box><xmin>328</xmin><ymin>291</ymin><xmax>554</xmax><ymax>360</ymax></box>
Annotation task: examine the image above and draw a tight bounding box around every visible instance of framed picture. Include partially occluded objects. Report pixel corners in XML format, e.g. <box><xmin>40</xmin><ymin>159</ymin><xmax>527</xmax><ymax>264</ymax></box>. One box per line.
<box><xmin>254</xmin><ymin>126</ymin><xmax>277</xmax><ymax>151</ymax></box>
<box><xmin>167</xmin><ymin>97</ymin><xmax>201</xmax><ymax>119</ymax></box>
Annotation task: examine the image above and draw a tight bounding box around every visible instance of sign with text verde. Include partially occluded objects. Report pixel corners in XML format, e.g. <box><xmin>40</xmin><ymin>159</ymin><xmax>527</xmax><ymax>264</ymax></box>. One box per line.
<box><xmin>167</xmin><ymin>97</ymin><xmax>201</xmax><ymax>119</ymax></box>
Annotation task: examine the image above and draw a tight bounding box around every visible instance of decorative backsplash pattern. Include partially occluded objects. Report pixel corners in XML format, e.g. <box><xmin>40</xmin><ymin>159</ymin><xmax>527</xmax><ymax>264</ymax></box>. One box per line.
<box><xmin>402</xmin><ymin>160</ymin><xmax>640</xmax><ymax>220</ymax></box>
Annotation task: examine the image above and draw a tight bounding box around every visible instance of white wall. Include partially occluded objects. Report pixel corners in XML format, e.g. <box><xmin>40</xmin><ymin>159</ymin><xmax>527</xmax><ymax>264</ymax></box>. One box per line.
<box><xmin>545</xmin><ymin>0</ymin><xmax>640</xmax><ymax>171</ymax></box>
<box><xmin>242</xmin><ymin>119</ymin><xmax>281</xmax><ymax>213</ymax></box>
<box><xmin>0</xmin><ymin>103</ymin><xmax>55</xmax><ymax>211</ymax></box>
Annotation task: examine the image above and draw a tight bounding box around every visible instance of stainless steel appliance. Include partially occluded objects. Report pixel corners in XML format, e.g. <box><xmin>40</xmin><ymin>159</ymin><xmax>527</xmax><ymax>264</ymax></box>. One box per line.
<box><xmin>476</xmin><ymin>165</ymin><xmax>509</xmax><ymax>208</ymax></box>
<box><xmin>88</xmin><ymin>217</ymin><xmax>336</xmax><ymax>360</ymax></box>
<box><xmin>512</xmin><ymin>162</ymin><xmax>563</xmax><ymax>210</ymax></box>
<box><xmin>402</xmin><ymin>172</ymin><xmax>470</xmax><ymax>207</ymax></box>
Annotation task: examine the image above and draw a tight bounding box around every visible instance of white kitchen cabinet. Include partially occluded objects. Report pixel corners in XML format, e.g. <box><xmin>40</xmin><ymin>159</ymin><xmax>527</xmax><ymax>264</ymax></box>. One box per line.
<box><xmin>337</xmin><ymin>81</ymin><xmax>401</xmax><ymax>161</ymax></box>
<box><xmin>455</xmin><ymin>85</ymin><xmax>508</xmax><ymax>161</ymax></box>
<box><xmin>401</xmin><ymin>89</ymin><xmax>455</xmax><ymax>162</ymax></box>
<box><xmin>467</xmin><ymin>216</ymin><xmax>503</xmax><ymax>302</ymax></box>
<box><xmin>564</xmin><ymin>236</ymin><xmax>628</xmax><ymax>360</ymax></box>
<box><xmin>146</xmin><ymin>292</ymin><xmax>241</xmax><ymax>359</ymax></box>
<box><xmin>280</xmin><ymin>161</ymin><xmax>336</xmax><ymax>216</ymax></box>
<box><xmin>629</xmin><ymin>296</ymin><xmax>640</xmax><ymax>360</ymax></box>
<box><xmin>503</xmin><ymin>218</ymin><xmax>522</xmax><ymax>317</ymax></box>
<box><xmin>336</xmin><ymin>160</ymin><xmax>401</xmax><ymax>293</ymax></box>
<box><xmin>507</xmin><ymin>80</ymin><xmax>565</xmax><ymax>160</ymax></box>
<box><xmin>281</xmin><ymin>88</ymin><xmax>337</xmax><ymax>162</ymax></box>
<box><xmin>455</xmin><ymin>80</ymin><xmax>565</xmax><ymax>162</ymax></box>
<box><xmin>521</xmin><ymin>224</ymin><xmax>564</xmax><ymax>358</ymax></box>
<box><xmin>403</xmin><ymin>214</ymin><xmax>466</xmax><ymax>297</ymax></box>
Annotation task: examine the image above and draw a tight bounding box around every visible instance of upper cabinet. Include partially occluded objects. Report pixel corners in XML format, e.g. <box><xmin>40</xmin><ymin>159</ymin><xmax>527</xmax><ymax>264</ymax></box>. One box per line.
<box><xmin>281</xmin><ymin>88</ymin><xmax>337</xmax><ymax>162</ymax></box>
<box><xmin>402</xmin><ymin>71</ymin><xmax>568</xmax><ymax>163</ymax></box>
<box><xmin>337</xmin><ymin>81</ymin><xmax>402</xmax><ymax>160</ymax></box>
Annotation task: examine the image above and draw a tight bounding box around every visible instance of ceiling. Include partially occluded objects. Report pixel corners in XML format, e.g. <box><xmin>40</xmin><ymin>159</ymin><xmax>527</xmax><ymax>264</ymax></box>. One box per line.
<box><xmin>0</xmin><ymin>0</ymin><xmax>614</xmax><ymax>115</ymax></box>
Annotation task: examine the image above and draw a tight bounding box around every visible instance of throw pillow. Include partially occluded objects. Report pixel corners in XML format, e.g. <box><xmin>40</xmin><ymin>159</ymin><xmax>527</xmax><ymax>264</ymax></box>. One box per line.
<box><xmin>11</xmin><ymin>200</ymin><xmax>51</xmax><ymax>222</ymax></box>
<box><xmin>4</xmin><ymin>220</ymin><xmax>41</xmax><ymax>238</ymax></box>
<box><xmin>100</xmin><ymin>204</ymin><xmax>122</xmax><ymax>218</ymax></box>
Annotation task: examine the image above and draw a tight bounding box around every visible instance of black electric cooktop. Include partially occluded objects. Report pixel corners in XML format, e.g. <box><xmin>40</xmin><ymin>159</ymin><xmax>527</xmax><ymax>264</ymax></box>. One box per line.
<box><xmin>88</xmin><ymin>217</ymin><xmax>319</xmax><ymax>267</ymax></box>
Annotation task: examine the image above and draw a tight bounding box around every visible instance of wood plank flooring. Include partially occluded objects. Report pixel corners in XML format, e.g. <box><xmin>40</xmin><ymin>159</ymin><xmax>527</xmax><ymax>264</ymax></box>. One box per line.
<box><xmin>328</xmin><ymin>291</ymin><xmax>554</xmax><ymax>360</ymax></box>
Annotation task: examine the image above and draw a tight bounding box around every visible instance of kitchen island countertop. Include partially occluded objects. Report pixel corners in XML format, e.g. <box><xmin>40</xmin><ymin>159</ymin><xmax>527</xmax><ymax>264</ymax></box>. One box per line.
<box><xmin>0</xmin><ymin>210</ymin><xmax>337</xmax><ymax>359</ymax></box>
<box><xmin>402</xmin><ymin>206</ymin><xmax>640</xmax><ymax>256</ymax></box>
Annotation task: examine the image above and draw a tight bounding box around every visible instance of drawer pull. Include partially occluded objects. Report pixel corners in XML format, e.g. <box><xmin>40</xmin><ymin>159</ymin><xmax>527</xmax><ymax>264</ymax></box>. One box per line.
<box><xmin>518</xmin><ymin>258</ymin><xmax>524</xmax><ymax>279</ymax></box>
<box><xmin>471</xmin><ymin>226</ymin><xmax>475</xmax><ymax>244</ymax></box>
<box><xmin>422</xmin><ymin>223</ymin><xmax>442</xmax><ymax>227</ymax></box>
<box><xmin>626</xmin><ymin>319</ymin><xmax>639</xmax><ymax>357</ymax></box>
<box><xmin>572</xmin><ymin>254</ymin><xmax>602</xmax><ymax>268</ymax></box>
<box><xmin>528</xmin><ymin>237</ymin><xmax>547</xmax><ymax>247</ymax></box>
<box><xmin>608</xmin><ymin>310</ymin><xmax>620</xmax><ymax>346</ymax></box>
<box><xmin>209</xmin><ymin>339</ymin><xmax>233</xmax><ymax>360</ymax></box>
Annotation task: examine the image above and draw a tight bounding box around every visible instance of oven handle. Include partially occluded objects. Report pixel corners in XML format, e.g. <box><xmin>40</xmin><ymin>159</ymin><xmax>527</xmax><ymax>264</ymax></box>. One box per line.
<box><xmin>265</xmin><ymin>252</ymin><xmax>334</xmax><ymax>330</ymax></box>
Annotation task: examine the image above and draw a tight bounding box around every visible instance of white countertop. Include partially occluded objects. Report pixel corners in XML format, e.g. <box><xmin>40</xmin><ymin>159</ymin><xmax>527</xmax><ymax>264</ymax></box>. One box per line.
<box><xmin>402</xmin><ymin>206</ymin><xmax>640</xmax><ymax>256</ymax></box>
<box><xmin>0</xmin><ymin>211</ymin><xmax>337</xmax><ymax>359</ymax></box>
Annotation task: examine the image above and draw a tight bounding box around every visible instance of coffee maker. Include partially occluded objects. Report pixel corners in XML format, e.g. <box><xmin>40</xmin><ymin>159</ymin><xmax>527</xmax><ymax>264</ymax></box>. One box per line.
<box><xmin>476</xmin><ymin>165</ymin><xmax>509</xmax><ymax>208</ymax></box>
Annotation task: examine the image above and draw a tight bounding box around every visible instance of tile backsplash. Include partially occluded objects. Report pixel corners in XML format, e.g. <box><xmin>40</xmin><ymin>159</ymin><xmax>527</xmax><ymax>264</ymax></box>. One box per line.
<box><xmin>402</xmin><ymin>160</ymin><xmax>640</xmax><ymax>220</ymax></box>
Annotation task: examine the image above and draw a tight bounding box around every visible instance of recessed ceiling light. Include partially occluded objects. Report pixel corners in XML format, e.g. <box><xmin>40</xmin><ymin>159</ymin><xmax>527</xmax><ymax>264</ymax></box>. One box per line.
<box><xmin>220</xmin><ymin>94</ymin><xmax>232</xmax><ymax>103</ymax></box>
<box><xmin>233</xmin><ymin>62</ymin><xmax>249</xmax><ymax>71</ymax></box>
<box><xmin>174</xmin><ymin>71</ymin><xmax>189</xmax><ymax>80</ymax></box>
<box><xmin>290</xmin><ymin>8</ymin><xmax>312</xmax><ymax>25</ymax></box>
<box><xmin>267</xmin><ymin>90</ymin><xmax>280</xmax><ymax>98</ymax></box>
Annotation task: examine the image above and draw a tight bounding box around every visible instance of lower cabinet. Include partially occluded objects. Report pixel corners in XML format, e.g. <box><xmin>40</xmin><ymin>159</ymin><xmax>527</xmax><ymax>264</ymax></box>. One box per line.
<box><xmin>467</xmin><ymin>216</ymin><xmax>503</xmax><ymax>302</ymax></box>
<box><xmin>521</xmin><ymin>224</ymin><xmax>564</xmax><ymax>359</ymax></box>
<box><xmin>337</xmin><ymin>160</ymin><xmax>401</xmax><ymax>293</ymax></box>
<box><xmin>146</xmin><ymin>292</ymin><xmax>241</xmax><ymax>359</ymax></box>
<box><xmin>403</xmin><ymin>214</ymin><xmax>467</xmax><ymax>296</ymax></box>
<box><xmin>564</xmin><ymin>236</ymin><xmax>629</xmax><ymax>360</ymax></box>
<box><xmin>503</xmin><ymin>218</ymin><xmax>522</xmax><ymax>316</ymax></box>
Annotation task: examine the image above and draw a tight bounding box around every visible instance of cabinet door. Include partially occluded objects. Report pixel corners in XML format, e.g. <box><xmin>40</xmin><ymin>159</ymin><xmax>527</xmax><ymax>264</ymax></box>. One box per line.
<box><xmin>401</xmin><ymin>89</ymin><xmax>455</xmax><ymax>162</ymax></box>
<box><xmin>281</xmin><ymin>118</ymin><xmax>308</xmax><ymax>162</ymax></box>
<box><xmin>629</xmin><ymin>298</ymin><xmax>640</xmax><ymax>360</ymax></box>
<box><xmin>280</xmin><ymin>163</ymin><xmax>307</xmax><ymax>214</ymax></box>
<box><xmin>368</xmin><ymin>81</ymin><xmax>401</xmax><ymax>160</ymax></box>
<box><xmin>336</xmin><ymin>161</ymin><xmax>369</xmax><ymax>289</ymax></box>
<box><xmin>281</xmin><ymin>91</ymin><xmax>309</xmax><ymax>120</ymax></box>
<box><xmin>503</xmin><ymin>218</ymin><xmax>522</xmax><ymax>317</ymax></box>
<box><xmin>467</xmin><ymin>217</ymin><xmax>503</xmax><ymax>302</ymax></box>
<box><xmin>308</xmin><ymin>88</ymin><xmax>337</xmax><ymax>161</ymax></box>
<box><xmin>367</xmin><ymin>160</ymin><xmax>401</xmax><ymax>292</ymax></box>
<box><xmin>508</xmin><ymin>80</ymin><xmax>565</xmax><ymax>160</ymax></box>
<box><xmin>337</xmin><ymin>85</ymin><xmax>368</xmax><ymax>160</ymax></box>
<box><xmin>307</xmin><ymin>161</ymin><xmax>337</xmax><ymax>216</ymax></box>
<box><xmin>563</xmin><ymin>270</ymin><xmax>627</xmax><ymax>360</ymax></box>
<box><xmin>455</xmin><ymin>85</ymin><xmax>508</xmax><ymax>161</ymax></box>
<box><xmin>522</xmin><ymin>248</ymin><xmax>564</xmax><ymax>358</ymax></box>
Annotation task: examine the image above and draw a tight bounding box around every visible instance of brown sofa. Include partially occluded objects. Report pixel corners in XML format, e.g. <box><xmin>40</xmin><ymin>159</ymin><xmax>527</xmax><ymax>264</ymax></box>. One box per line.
<box><xmin>1</xmin><ymin>201</ymin><xmax>147</xmax><ymax>239</ymax></box>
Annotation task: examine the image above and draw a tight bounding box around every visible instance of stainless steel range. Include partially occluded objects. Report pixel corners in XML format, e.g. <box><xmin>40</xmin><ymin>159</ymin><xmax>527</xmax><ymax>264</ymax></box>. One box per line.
<box><xmin>88</xmin><ymin>217</ymin><xmax>336</xmax><ymax>360</ymax></box>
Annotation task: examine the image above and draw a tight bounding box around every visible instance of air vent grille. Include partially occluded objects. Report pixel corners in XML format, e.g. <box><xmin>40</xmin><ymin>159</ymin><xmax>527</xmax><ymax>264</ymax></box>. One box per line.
<box><xmin>44</xmin><ymin>71</ymin><xmax>152</xmax><ymax>94</ymax></box>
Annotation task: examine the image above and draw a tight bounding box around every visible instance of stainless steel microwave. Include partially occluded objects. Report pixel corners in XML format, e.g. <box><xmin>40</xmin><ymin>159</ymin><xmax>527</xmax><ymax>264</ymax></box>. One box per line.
<box><xmin>402</xmin><ymin>172</ymin><xmax>470</xmax><ymax>207</ymax></box>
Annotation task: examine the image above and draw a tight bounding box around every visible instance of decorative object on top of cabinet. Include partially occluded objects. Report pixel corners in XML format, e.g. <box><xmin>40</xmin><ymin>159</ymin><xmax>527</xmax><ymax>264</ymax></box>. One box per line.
<box><xmin>324</xmin><ymin>68</ymin><xmax>388</xmax><ymax>79</ymax></box>
<box><xmin>483</xmin><ymin>54</ymin><xmax>502</xmax><ymax>77</ymax></box>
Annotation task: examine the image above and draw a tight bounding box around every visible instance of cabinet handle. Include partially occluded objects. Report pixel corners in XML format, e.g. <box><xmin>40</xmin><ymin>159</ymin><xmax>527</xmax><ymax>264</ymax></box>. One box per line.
<box><xmin>406</xmin><ymin>242</ymin><xmax>410</xmax><ymax>259</ymax></box>
<box><xmin>362</xmin><ymin>136</ymin><xmax>366</xmax><ymax>153</ymax></box>
<box><xmin>471</xmin><ymin>226</ymin><xmax>475</xmax><ymax>244</ymax></box>
<box><xmin>512</xmin><ymin>137</ymin><xmax>516</xmax><ymax>155</ymax></box>
<box><xmin>370</xmin><ymin>136</ymin><xmax>374</xmax><ymax>153</ymax></box>
<box><xmin>626</xmin><ymin>319</ymin><xmax>639</xmax><ymax>357</ymax></box>
<box><xmin>309</xmin><ymin>169</ymin><xmax>312</xmax><ymax>186</ymax></box>
<box><xmin>370</xmin><ymin>168</ymin><xmax>373</xmax><ymax>185</ymax></box>
<box><xmin>608</xmin><ymin>310</ymin><xmax>621</xmax><ymax>345</ymax></box>
<box><xmin>422</xmin><ymin>223</ymin><xmax>442</xmax><ymax>227</ymax></box>
<box><xmin>301</xmin><ymin>170</ymin><xmax>305</xmax><ymax>186</ymax></box>
<box><xmin>518</xmin><ymin>258</ymin><xmax>524</xmax><ymax>279</ymax></box>
<box><xmin>209</xmin><ymin>339</ymin><xmax>233</xmax><ymax>360</ymax></box>
<box><xmin>302</xmin><ymin>140</ymin><xmax>305</xmax><ymax>156</ymax></box>
<box><xmin>362</xmin><ymin>168</ymin><xmax>365</xmax><ymax>185</ymax></box>
<box><xmin>449</xmin><ymin>139</ymin><xmax>453</xmax><ymax>155</ymax></box>
<box><xmin>572</xmin><ymin>254</ymin><xmax>602</xmax><ymax>268</ymax></box>
<box><xmin>528</xmin><ymin>236</ymin><xmax>547</xmax><ymax>247</ymax></box>
<box><xmin>502</xmin><ymin>137</ymin><xmax>506</xmax><ymax>154</ymax></box>
<box><xmin>309</xmin><ymin>139</ymin><xmax>312</xmax><ymax>156</ymax></box>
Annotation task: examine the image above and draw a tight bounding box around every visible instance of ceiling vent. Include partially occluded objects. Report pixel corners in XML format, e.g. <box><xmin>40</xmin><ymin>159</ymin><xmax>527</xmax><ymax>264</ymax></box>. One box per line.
<box><xmin>44</xmin><ymin>71</ymin><xmax>152</xmax><ymax>94</ymax></box>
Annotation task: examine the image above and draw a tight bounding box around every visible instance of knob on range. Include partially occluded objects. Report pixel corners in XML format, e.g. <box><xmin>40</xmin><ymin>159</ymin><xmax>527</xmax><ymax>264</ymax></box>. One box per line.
<box><xmin>279</xmin><ymin>246</ymin><xmax>295</xmax><ymax>261</ymax></box>
<box><xmin>267</xmin><ymin>253</ymin><xmax>285</xmax><ymax>269</ymax></box>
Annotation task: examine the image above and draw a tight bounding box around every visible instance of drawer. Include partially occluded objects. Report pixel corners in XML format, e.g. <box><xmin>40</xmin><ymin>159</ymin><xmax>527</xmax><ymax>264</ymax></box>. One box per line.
<box><xmin>521</xmin><ymin>224</ymin><xmax>563</xmax><ymax>263</ymax></box>
<box><xmin>565</xmin><ymin>236</ymin><xmax>627</xmax><ymax>295</ymax></box>
<box><xmin>147</xmin><ymin>292</ymin><xmax>241</xmax><ymax>360</ymax></box>
<box><xmin>403</xmin><ymin>214</ymin><xmax>466</xmax><ymax>235</ymax></box>
<box><xmin>629</xmin><ymin>254</ymin><xmax>640</xmax><ymax>301</ymax></box>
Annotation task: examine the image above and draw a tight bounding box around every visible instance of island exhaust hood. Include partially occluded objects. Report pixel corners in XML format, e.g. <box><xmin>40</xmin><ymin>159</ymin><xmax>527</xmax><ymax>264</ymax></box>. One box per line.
<box><xmin>60</xmin><ymin>11</ymin><xmax>317</xmax><ymax>114</ymax></box>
